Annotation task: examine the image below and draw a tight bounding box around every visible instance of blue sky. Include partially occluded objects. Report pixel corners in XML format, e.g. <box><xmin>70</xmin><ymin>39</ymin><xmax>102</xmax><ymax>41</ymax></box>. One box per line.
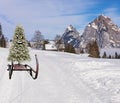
<box><xmin>0</xmin><ymin>0</ymin><xmax>120</xmax><ymax>40</ymax></box>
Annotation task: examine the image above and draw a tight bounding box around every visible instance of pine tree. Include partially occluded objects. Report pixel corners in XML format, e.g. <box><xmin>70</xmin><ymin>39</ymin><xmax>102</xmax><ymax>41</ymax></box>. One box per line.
<box><xmin>0</xmin><ymin>23</ymin><xmax>6</xmax><ymax>48</ymax></box>
<box><xmin>80</xmin><ymin>49</ymin><xmax>84</xmax><ymax>54</ymax></box>
<box><xmin>88</xmin><ymin>40</ymin><xmax>100</xmax><ymax>58</ymax></box>
<box><xmin>115</xmin><ymin>52</ymin><xmax>118</xmax><ymax>59</ymax></box>
<box><xmin>43</xmin><ymin>40</ymin><xmax>49</xmax><ymax>50</ymax></box>
<box><xmin>64</xmin><ymin>43</ymin><xmax>75</xmax><ymax>53</ymax></box>
<box><xmin>0</xmin><ymin>35</ymin><xmax>6</xmax><ymax>47</ymax></box>
<box><xmin>118</xmin><ymin>54</ymin><xmax>120</xmax><ymax>59</ymax></box>
<box><xmin>109</xmin><ymin>55</ymin><xmax>111</xmax><ymax>59</ymax></box>
<box><xmin>8</xmin><ymin>25</ymin><xmax>31</xmax><ymax>63</ymax></box>
<box><xmin>102</xmin><ymin>51</ymin><xmax>107</xmax><ymax>58</ymax></box>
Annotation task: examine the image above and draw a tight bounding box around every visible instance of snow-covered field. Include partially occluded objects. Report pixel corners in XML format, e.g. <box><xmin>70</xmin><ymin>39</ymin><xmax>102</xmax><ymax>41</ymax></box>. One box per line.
<box><xmin>0</xmin><ymin>48</ymin><xmax>120</xmax><ymax>103</ymax></box>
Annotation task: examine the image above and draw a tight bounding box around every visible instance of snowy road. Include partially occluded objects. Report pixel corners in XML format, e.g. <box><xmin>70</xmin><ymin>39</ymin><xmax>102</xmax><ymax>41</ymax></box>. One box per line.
<box><xmin>0</xmin><ymin>48</ymin><xmax>120</xmax><ymax>103</ymax></box>
<box><xmin>38</xmin><ymin>51</ymin><xmax>102</xmax><ymax>103</ymax></box>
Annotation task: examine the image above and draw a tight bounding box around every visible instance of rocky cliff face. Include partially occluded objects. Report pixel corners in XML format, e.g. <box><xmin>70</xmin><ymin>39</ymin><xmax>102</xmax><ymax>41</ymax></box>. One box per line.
<box><xmin>61</xmin><ymin>25</ymin><xmax>81</xmax><ymax>48</ymax></box>
<box><xmin>81</xmin><ymin>15</ymin><xmax>120</xmax><ymax>48</ymax></box>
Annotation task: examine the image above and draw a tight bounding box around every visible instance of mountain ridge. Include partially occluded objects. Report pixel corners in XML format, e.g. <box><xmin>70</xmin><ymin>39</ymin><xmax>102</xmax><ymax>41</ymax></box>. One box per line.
<box><xmin>81</xmin><ymin>15</ymin><xmax>120</xmax><ymax>49</ymax></box>
<box><xmin>60</xmin><ymin>15</ymin><xmax>120</xmax><ymax>53</ymax></box>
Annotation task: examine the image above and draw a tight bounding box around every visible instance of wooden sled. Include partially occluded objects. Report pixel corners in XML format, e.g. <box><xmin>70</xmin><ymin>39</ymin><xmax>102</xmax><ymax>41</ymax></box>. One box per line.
<box><xmin>7</xmin><ymin>54</ymin><xmax>39</xmax><ymax>80</ymax></box>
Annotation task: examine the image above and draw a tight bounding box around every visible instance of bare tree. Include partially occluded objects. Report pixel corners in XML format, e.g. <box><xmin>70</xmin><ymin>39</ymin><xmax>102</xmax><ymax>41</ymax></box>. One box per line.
<box><xmin>54</xmin><ymin>35</ymin><xmax>62</xmax><ymax>51</ymax></box>
<box><xmin>31</xmin><ymin>30</ymin><xmax>44</xmax><ymax>49</ymax></box>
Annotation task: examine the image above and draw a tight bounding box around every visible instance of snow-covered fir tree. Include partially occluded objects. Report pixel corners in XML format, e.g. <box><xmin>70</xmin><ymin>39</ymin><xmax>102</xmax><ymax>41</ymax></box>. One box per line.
<box><xmin>8</xmin><ymin>25</ymin><xmax>31</xmax><ymax>63</ymax></box>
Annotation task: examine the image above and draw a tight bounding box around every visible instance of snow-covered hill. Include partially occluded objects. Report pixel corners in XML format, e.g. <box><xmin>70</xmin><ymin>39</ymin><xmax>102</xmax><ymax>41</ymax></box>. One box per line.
<box><xmin>0</xmin><ymin>48</ymin><xmax>120</xmax><ymax>103</ymax></box>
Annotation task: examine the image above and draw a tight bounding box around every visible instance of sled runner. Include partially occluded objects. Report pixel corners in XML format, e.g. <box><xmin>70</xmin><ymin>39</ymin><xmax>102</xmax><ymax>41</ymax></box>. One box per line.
<box><xmin>7</xmin><ymin>54</ymin><xmax>39</xmax><ymax>80</ymax></box>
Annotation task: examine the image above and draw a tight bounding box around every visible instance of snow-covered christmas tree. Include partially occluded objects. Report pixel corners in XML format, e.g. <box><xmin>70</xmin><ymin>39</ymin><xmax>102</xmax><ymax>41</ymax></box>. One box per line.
<box><xmin>8</xmin><ymin>25</ymin><xmax>31</xmax><ymax>63</ymax></box>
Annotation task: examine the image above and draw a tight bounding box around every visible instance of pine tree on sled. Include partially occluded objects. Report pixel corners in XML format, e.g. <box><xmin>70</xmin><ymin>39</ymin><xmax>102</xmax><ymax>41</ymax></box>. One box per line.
<box><xmin>7</xmin><ymin>25</ymin><xmax>39</xmax><ymax>79</ymax></box>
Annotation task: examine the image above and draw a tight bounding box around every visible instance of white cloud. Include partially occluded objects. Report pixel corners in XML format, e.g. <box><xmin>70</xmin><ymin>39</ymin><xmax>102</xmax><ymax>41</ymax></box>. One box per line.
<box><xmin>23</xmin><ymin>14</ymin><xmax>89</xmax><ymax>39</ymax></box>
<box><xmin>1</xmin><ymin>0</ymin><xmax>120</xmax><ymax>40</ymax></box>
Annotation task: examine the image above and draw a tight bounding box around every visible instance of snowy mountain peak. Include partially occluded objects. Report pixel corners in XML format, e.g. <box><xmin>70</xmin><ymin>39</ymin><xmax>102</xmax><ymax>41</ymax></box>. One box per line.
<box><xmin>97</xmin><ymin>14</ymin><xmax>110</xmax><ymax>19</ymax></box>
<box><xmin>61</xmin><ymin>25</ymin><xmax>80</xmax><ymax>48</ymax></box>
<box><xmin>81</xmin><ymin>15</ymin><xmax>120</xmax><ymax>49</ymax></box>
<box><xmin>93</xmin><ymin>15</ymin><xmax>119</xmax><ymax>32</ymax></box>
<box><xmin>64</xmin><ymin>25</ymin><xmax>80</xmax><ymax>37</ymax></box>
<box><xmin>67</xmin><ymin>25</ymin><xmax>74</xmax><ymax>31</ymax></box>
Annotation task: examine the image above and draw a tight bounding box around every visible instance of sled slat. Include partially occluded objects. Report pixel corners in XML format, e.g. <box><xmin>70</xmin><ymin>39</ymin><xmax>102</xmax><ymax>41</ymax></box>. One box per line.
<box><xmin>13</xmin><ymin>64</ymin><xmax>26</xmax><ymax>70</ymax></box>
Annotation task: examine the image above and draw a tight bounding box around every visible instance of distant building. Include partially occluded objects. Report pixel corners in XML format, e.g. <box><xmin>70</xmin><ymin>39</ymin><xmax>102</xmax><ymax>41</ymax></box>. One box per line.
<box><xmin>30</xmin><ymin>40</ymin><xmax>44</xmax><ymax>50</ymax></box>
<box><xmin>45</xmin><ymin>40</ymin><xmax>57</xmax><ymax>51</ymax></box>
